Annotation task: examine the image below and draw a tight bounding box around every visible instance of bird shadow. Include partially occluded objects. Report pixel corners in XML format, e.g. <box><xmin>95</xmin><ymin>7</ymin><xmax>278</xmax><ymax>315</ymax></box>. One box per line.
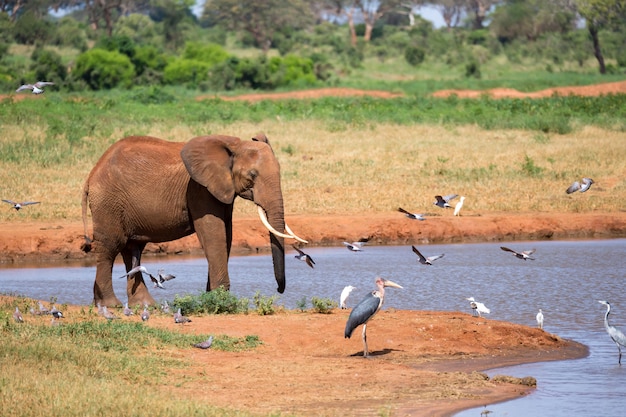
<box><xmin>348</xmin><ymin>348</ymin><xmax>401</xmax><ymax>358</ymax></box>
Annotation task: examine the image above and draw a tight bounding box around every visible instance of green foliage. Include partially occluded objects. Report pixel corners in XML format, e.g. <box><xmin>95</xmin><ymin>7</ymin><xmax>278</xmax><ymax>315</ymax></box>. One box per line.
<box><xmin>172</xmin><ymin>287</ymin><xmax>249</xmax><ymax>315</ymax></box>
<box><xmin>520</xmin><ymin>155</ymin><xmax>544</xmax><ymax>177</ymax></box>
<box><xmin>311</xmin><ymin>297</ymin><xmax>337</xmax><ymax>314</ymax></box>
<box><xmin>52</xmin><ymin>17</ymin><xmax>89</xmax><ymax>51</ymax></box>
<box><xmin>31</xmin><ymin>47</ymin><xmax>67</xmax><ymax>82</ymax></box>
<box><xmin>12</xmin><ymin>11</ymin><xmax>53</xmax><ymax>45</ymax></box>
<box><xmin>404</xmin><ymin>45</ymin><xmax>426</xmax><ymax>66</ymax></box>
<box><xmin>465</xmin><ymin>60</ymin><xmax>482</xmax><ymax>79</ymax></box>
<box><xmin>253</xmin><ymin>291</ymin><xmax>278</xmax><ymax>315</ymax></box>
<box><xmin>163</xmin><ymin>58</ymin><xmax>211</xmax><ymax>87</ymax></box>
<box><xmin>296</xmin><ymin>296</ymin><xmax>307</xmax><ymax>312</ymax></box>
<box><xmin>182</xmin><ymin>41</ymin><xmax>229</xmax><ymax>65</ymax></box>
<box><xmin>74</xmin><ymin>49</ymin><xmax>136</xmax><ymax>90</ymax></box>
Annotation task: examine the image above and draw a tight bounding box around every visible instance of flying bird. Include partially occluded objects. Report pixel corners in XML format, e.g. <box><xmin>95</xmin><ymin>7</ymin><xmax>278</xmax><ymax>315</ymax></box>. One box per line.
<box><xmin>344</xmin><ymin>277</ymin><xmax>403</xmax><ymax>357</ymax></box>
<box><xmin>157</xmin><ymin>269</ymin><xmax>176</xmax><ymax>283</ymax></box>
<box><xmin>411</xmin><ymin>246</ymin><xmax>445</xmax><ymax>265</ymax></box>
<box><xmin>397</xmin><ymin>207</ymin><xmax>426</xmax><ymax>221</ymax></box>
<box><xmin>118</xmin><ymin>265</ymin><xmax>152</xmax><ymax>279</ymax></box>
<box><xmin>466</xmin><ymin>297</ymin><xmax>490</xmax><ymax>317</ymax></box>
<box><xmin>340</xmin><ymin>285</ymin><xmax>357</xmax><ymax>309</ymax></box>
<box><xmin>194</xmin><ymin>336</ymin><xmax>214</xmax><ymax>349</ymax></box>
<box><xmin>598</xmin><ymin>301</ymin><xmax>626</xmax><ymax>365</ymax></box>
<box><xmin>149</xmin><ymin>273</ymin><xmax>165</xmax><ymax>289</ymax></box>
<box><xmin>453</xmin><ymin>196</ymin><xmax>466</xmax><ymax>216</ymax></box>
<box><xmin>343</xmin><ymin>239</ymin><xmax>368</xmax><ymax>252</ymax></box>
<box><xmin>13</xmin><ymin>307</ymin><xmax>24</xmax><ymax>323</ymax></box>
<box><xmin>500</xmin><ymin>246</ymin><xmax>536</xmax><ymax>261</ymax></box>
<box><xmin>292</xmin><ymin>245</ymin><xmax>316</xmax><ymax>268</ymax></box>
<box><xmin>16</xmin><ymin>81</ymin><xmax>54</xmax><ymax>94</ymax></box>
<box><xmin>174</xmin><ymin>308</ymin><xmax>192</xmax><ymax>324</ymax></box>
<box><xmin>140</xmin><ymin>305</ymin><xmax>150</xmax><ymax>322</ymax></box>
<box><xmin>566</xmin><ymin>177</ymin><xmax>594</xmax><ymax>194</ymax></box>
<box><xmin>101</xmin><ymin>306</ymin><xmax>119</xmax><ymax>320</ymax></box>
<box><xmin>2</xmin><ymin>199</ymin><xmax>40</xmax><ymax>211</ymax></box>
<box><xmin>123</xmin><ymin>302</ymin><xmax>134</xmax><ymax>316</ymax></box>
<box><xmin>433</xmin><ymin>194</ymin><xmax>458</xmax><ymax>209</ymax></box>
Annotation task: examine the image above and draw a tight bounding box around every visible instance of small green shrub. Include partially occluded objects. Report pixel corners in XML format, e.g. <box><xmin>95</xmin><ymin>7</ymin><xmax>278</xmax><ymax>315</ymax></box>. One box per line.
<box><xmin>465</xmin><ymin>60</ymin><xmax>481</xmax><ymax>78</ymax></box>
<box><xmin>296</xmin><ymin>296</ymin><xmax>307</xmax><ymax>312</ymax></box>
<box><xmin>172</xmin><ymin>287</ymin><xmax>248</xmax><ymax>315</ymax></box>
<box><xmin>404</xmin><ymin>45</ymin><xmax>426</xmax><ymax>67</ymax></box>
<box><xmin>253</xmin><ymin>291</ymin><xmax>278</xmax><ymax>315</ymax></box>
<box><xmin>31</xmin><ymin>47</ymin><xmax>67</xmax><ymax>82</ymax></box>
<box><xmin>311</xmin><ymin>297</ymin><xmax>337</xmax><ymax>314</ymax></box>
<box><xmin>520</xmin><ymin>155</ymin><xmax>544</xmax><ymax>177</ymax></box>
<box><xmin>74</xmin><ymin>49</ymin><xmax>135</xmax><ymax>90</ymax></box>
<box><xmin>163</xmin><ymin>58</ymin><xmax>211</xmax><ymax>86</ymax></box>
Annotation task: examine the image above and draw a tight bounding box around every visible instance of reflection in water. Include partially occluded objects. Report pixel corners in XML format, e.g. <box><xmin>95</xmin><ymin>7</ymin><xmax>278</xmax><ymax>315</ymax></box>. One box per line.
<box><xmin>1</xmin><ymin>239</ymin><xmax>625</xmax><ymax>416</ymax></box>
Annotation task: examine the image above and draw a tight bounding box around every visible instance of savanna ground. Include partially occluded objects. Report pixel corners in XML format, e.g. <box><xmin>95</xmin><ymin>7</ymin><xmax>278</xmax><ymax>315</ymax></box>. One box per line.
<box><xmin>1</xmin><ymin>81</ymin><xmax>626</xmax><ymax>416</ymax></box>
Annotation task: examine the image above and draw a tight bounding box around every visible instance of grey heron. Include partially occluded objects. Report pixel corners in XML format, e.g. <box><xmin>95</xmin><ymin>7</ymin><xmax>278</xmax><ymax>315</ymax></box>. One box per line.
<box><xmin>433</xmin><ymin>194</ymin><xmax>458</xmax><ymax>208</ymax></box>
<box><xmin>566</xmin><ymin>177</ymin><xmax>594</xmax><ymax>194</ymax></box>
<box><xmin>397</xmin><ymin>207</ymin><xmax>426</xmax><ymax>220</ymax></box>
<box><xmin>13</xmin><ymin>307</ymin><xmax>24</xmax><ymax>323</ymax></box>
<box><xmin>16</xmin><ymin>81</ymin><xmax>54</xmax><ymax>94</ymax></box>
<box><xmin>453</xmin><ymin>196</ymin><xmax>466</xmax><ymax>216</ymax></box>
<box><xmin>344</xmin><ymin>277</ymin><xmax>403</xmax><ymax>357</ymax></box>
<box><xmin>2</xmin><ymin>199</ymin><xmax>40</xmax><ymax>211</ymax></box>
<box><xmin>174</xmin><ymin>308</ymin><xmax>192</xmax><ymax>324</ymax></box>
<box><xmin>598</xmin><ymin>300</ymin><xmax>626</xmax><ymax>365</ymax></box>
<box><xmin>536</xmin><ymin>309</ymin><xmax>544</xmax><ymax>329</ymax></box>
<box><xmin>466</xmin><ymin>297</ymin><xmax>490</xmax><ymax>317</ymax></box>
<box><xmin>292</xmin><ymin>245</ymin><xmax>316</xmax><ymax>268</ymax></box>
<box><xmin>500</xmin><ymin>246</ymin><xmax>536</xmax><ymax>260</ymax></box>
<box><xmin>411</xmin><ymin>246</ymin><xmax>445</xmax><ymax>265</ymax></box>
<box><xmin>340</xmin><ymin>285</ymin><xmax>357</xmax><ymax>309</ymax></box>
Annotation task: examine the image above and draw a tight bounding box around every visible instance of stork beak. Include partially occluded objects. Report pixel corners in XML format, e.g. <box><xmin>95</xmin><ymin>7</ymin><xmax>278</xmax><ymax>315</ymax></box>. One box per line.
<box><xmin>382</xmin><ymin>279</ymin><xmax>403</xmax><ymax>289</ymax></box>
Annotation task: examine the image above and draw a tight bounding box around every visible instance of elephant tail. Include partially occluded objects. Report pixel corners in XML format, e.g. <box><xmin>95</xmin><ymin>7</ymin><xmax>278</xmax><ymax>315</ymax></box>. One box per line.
<box><xmin>80</xmin><ymin>181</ymin><xmax>92</xmax><ymax>253</ymax></box>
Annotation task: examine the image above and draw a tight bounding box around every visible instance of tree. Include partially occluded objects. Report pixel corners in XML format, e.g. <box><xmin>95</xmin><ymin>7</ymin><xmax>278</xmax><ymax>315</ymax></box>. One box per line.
<box><xmin>203</xmin><ymin>0</ymin><xmax>313</xmax><ymax>52</ymax></box>
<box><xmin>432</xmin><ymin>0</ymin><xmax>464</xmax><ymax>28</ymax></box>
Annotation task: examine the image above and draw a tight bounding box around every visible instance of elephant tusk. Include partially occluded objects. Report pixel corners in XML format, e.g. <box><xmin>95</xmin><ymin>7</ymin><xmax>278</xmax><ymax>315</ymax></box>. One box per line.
<box><xmin>285</xmin><ymin>223</ymin><xmax>308</xmax><ymax>244</ymax></box>
<box><xmin>257</xmin><ymin>206</ymin><xmax>298</xmax><ymax>240</ymax></box>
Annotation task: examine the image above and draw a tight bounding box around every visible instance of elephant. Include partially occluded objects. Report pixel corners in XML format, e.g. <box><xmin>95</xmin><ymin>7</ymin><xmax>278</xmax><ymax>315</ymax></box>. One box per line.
<box><xmin>81</xmin><ymin>133</ymin><xmax>306</xmax><ymax>307</ymax></box>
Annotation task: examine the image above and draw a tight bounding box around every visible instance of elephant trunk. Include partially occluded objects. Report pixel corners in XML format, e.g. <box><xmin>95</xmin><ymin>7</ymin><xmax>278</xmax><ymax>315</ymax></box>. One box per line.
<box><xmin>264</xmin><ymin>202</ymin><xmax>286</xmax><ymax>293</ymax></box>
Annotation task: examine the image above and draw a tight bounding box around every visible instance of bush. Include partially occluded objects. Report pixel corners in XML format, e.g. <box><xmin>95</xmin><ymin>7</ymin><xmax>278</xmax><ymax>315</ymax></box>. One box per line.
<box><xmin>132</xmin><ymin>45</ymin><xmax>168</xmax><ymax>77</ymax></box>
<box><xmin>465</xmin><ymin>60</ymin><xmax>481</xmax><ymax>78</ymax></box>
<box><xmin>52</xmin><ymin>17</ymin><xmax>88</xmax><ymax>51</ymax></box>
<box><xmin>171</xmin><ymin>287</ymin><xmax>248</xmax><ymax>315</ymax></box>
<box><xmin>182</xmin><ymin>42</ymin><xmax>229</xmax><ymax>66</ymax></box>
<box><xmin>74</xmin><ymin>49</ymin><xmax>136</xmax><ymax>90</ymax></box>
<box><xmin>311</xmin><ymin>297</ymin><xmax>337</xmax><ymax>314</ymax></box>
<box><xmin>31</xmin><ymin>47</ymin><xmax>67</xmax><ymax>82</ymax></box>
<box><xmin>163</xmin><ymin>58</ymin><xmax>211</xmax><ymax>86</ymax></box>
<box><xmin>405</xmin><ymin>45</ymin><xmax>426</xmax><ymax>66</ymax></box>
<box><xmin>12</xmin><ymin>11</ymin><xmax>53</xmax><ymax>45</ymax></box>
<box><xmin>253</xmin><ymin>291</ymin><xmax>278</xmax><ymax>315</ymax></box>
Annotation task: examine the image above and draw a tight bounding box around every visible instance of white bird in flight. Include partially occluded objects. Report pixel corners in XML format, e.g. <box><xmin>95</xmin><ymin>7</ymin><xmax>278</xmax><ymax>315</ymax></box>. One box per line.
<box><xmin>411</xmin><ymin>246</ymin><xmax>445</xmax><ymax>265</ymax></box>
<box><xmin>340</xmin><ymin>285</ymin><xmax>357</xmax><ymax>309</ymax></box>
<box><xmin>466</xmin><ymin>297</ymin><xmax>490</xmax><ymax>317</ymax></box>
<box><xmin>433</xmin><ymin>194</ymin><xmax>458</xmax><ymax>208</ymax></box>
<box><xmin>343</xmin><ymin>241</ymin><xmax>367</xmax><ymax>252</ymax></box>
<box><xmin>118</xmin><ymin>265</ymin><xmax>151</xmax><ymax>279</ymax></box>
<box><xmin>453</xmin><ymin>196</ymin><xmax>466</xmax><ymax>216</ymax></box>
<box><xmin>500</xmin><ymin>246</ymin><xmax>536</xmax><ymax>261</ymax></box>
<box><xmin>2</xmin><ymin>199</ymin><xmax>40</xmax><ymax>211</ymax></box>
<box><xmin>566</xmin><ymin>177</ymin><xmax>594</xmax><ymax>194</ymax></box>
<box><xmin>397</xmin><ymin>207</ymin><xmax>426</xmax><ymax>220</ymax></box>
<box><xmin>16</xmin><ymin>81</ymin><xmax>54</xmax><ymax>94</ymax></box>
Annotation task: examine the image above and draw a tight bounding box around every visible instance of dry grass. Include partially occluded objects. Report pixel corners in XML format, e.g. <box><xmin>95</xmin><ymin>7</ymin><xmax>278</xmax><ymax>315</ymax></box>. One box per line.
<box><xmin>1</xmin><ymin>121</ymin><xmax>625</xmax><ymax>222</ymax></box>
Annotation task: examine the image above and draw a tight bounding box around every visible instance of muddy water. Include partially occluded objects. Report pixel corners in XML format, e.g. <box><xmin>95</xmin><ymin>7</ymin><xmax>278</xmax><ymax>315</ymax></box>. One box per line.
<box><xmin>1</xmin><ymin>239</ymin><xmax>625</xmax><ymax>416</ymax></box>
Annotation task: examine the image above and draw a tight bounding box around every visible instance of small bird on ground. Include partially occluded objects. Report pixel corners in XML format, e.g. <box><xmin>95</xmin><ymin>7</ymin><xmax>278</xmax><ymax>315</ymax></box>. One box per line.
<box><xmin>466</xmin><ymin>297</ymin><xmax>490</xmax><ymax>317</ymax></box>
<box><xmin>536</xmin><ymin>309</ymin><xmax>544</xmax><ymax>329</ymax></box>
<box><xmin>292</xmin><ymin>245</ymin><xmax>316</xmax><ymax>268</ymax></box>
<box><xmin>118</xmin><ymin>265</ymin><xmax>152</xmax><ymax>279</ymax></box>
<box><xmin>500</xmin><ymin>246</ymin><xmax>536</xmax><ymax>261</ymax></box>
<box><xmin>433</xmin><ymin>194</ymin><xmax>458</xmax><ymax>209</ymax></box>
<box><xmin>397</xmin><ymin>207</ymin><xmax>426</xmax><ymax>221</ymax></box>
<box><xmin>2</xmin><ymin>199</ymin><xmax>40</xmax><ymax>211</ymax></box>
<box><xmin>340</xmin><ymin>285</ymin><xmax>357</xmax><ymax>309</ymax></box>
<box><xmin>101</xmin><ymin>306</ymin><xmax>119</xmax><ymax>320</ymax></box>
<box><xmin>123</xmin><ymin>302</ymin><xmax>134</xmax><ymax>316</ymax></box>
<box><xmin>157</xmin><ymin>269</ymin><xmax>176</xmax><ymax>283</ymax></box>
<box><xmin>16</xmin><ymin>81</ymin><xmax>54</xmax><ymax>94</ymax></box>
<box><xmin>161</xmin><ymin>300</ymin><xmax>171</xmax><ymax>314</ymax></box>
<box><xmin>411</xmin><ymin>246</ymin><xmax>445</xmax><ymax>265</ymax></box>
<box><xmin>50</xmin><ymin>306</ymin><xmax>64</xmax><ymax>319</ymax></box>
<box><xmin>174</xmin><ymin>308</ymin><xmax>192</xmax><ymax>324</ymax></box>
<box><xmin>598</xmin><ymin>300</ymin><xmax>626</xmax><ymax>365</ymax></box>
<box><xmin>38</xmin><ymin>301</ymin><xmax>50</xmax><ymax>315</ymax></box>
<box><xmin>141</xmin><ymin>305</ymin><xmax>150</xmax><ymax>321</ymax></box>
<box><xmin>13</xmin><ymin>307</ymin><xmax>24</xmax><ymax>323</ymax></box>
<box><xmin>453</xmin><ymin>196</ymin><xmax>466</xmax><ymax>216</ymax></box>
<box><xmin>566</xmin><ymin>177</ymin><xmax>594</xmax><ymax>194</ymax></box>
<box><xmin>194</xmin><ymin>336</ymin><xmax>214</xmax><ymax>349</ymax></box>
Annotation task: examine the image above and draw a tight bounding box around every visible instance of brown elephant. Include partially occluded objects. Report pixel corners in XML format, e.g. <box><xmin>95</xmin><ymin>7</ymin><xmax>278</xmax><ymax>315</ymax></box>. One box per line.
<box><xmin>81</xmin><ymin>133</ymin><xmax>306</xmax><ymax>307</ymax></box>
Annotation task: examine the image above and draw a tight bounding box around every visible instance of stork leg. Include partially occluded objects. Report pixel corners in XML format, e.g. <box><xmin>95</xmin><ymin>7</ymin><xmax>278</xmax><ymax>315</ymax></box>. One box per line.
<box><xmin>362</xmin><ymin>324</ymin><xmax>369</xmax><ymax>358</ymax></box>
<box><xmin>617</xmin><ymin>344</ymin><xmax>622</xmax><ymax>365</ymax></box>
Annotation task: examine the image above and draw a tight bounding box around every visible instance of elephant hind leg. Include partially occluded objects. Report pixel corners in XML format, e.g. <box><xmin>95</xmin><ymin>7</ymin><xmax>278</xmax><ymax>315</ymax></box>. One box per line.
<box><xmin>121</xmin><ymin>242</ymin><xmax>156</xmax><ymax>307</ymax></box>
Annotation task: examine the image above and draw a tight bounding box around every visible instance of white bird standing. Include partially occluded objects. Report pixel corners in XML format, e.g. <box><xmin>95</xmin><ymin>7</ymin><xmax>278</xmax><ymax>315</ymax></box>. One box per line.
<box><xmin>2</xmin><ymin>199</ymin><xmax>40</xmax><ymax>211</ymax></box>
<box><xmin>411</xmin><ymin>246</ymin><xmax>445</xmax><ymax>265</ymax></box>
<box><xmin>433</xmin><ymin>194</ymin><xmax>458</xmax><ymax>209</ymax></box>
<box><xmin>292</xmin><ymin>245</ymin><xmax>316</xmax><ymax>268</ymax></box>
<box><xmin>466</xmin><ymin>297</ymin><xmax>490</xmax><ymax>317</ymax></box>
<box><xmin>340</xmin><ymin>285</ymin><xmax>357</xmax><ymax>309</ymax></box>
<box><xmin>536</xmin><ymin>309</ymin><xmax>544</xmax><ymax>329</ymax></box>
<box><xmin>344</xmin><ymin>277</ymin><xmax>403</xmax><ymax>357</ymax></box>
<box><xmin>598</xmin><ymin>301</ymin><xmax>626</xmax><ymax>365</ymax></box>
<box><xmin>500</xmin><ymin>246</ymin><xmax>536</xmax><ymax>261</ymax></box>
<box><xmin>566</xmin><ymin>177</ymin><xmax>594</xmax><ymax>194</ymax></box>
<box><xmin>453</xmin><ymin>196</ymin><xmax>466</xmax><ymax>216</ymax></box>
<box><xmin>16</xmin><ymin>81</ymin><xmax>54</xmax><ymax>94</ymax></box>
<box><xmin>397</xmin><ymin>207</ymin><xmax>426</xmax><ymax>221</ymax></box>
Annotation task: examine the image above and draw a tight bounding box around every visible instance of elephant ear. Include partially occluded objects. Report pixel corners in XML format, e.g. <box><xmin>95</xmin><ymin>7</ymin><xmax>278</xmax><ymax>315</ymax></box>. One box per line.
<box><xmin>181</xmin><ymin>135</ymin><xmax>241</xmax><ymax>204</ymax></box>
<box><xmin>252</xmin><ymin>132</ymin><xmax>274</xmax><ymax>154</ymax></box>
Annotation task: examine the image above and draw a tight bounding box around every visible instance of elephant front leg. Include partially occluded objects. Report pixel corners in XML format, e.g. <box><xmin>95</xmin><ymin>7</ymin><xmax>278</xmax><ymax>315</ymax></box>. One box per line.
<box><xmin>194</xmin><ymin>214</ymin><xmax>232</xmax><ymax>292</ymax></box>
<box><xmin>93</xmin><ymin>254</ymin><xmax>123</xmax><ymax>307</ymax></box>
<box><xmin>121</xmin><ymin>243</ymin><xmax>156</xmax><ymax>306</ymax></box>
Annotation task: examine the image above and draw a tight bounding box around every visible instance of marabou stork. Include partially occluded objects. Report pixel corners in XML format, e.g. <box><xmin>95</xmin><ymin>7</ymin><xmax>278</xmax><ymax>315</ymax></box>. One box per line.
<box><xmin>344</xmin><ymin>277</ymin><xmax>403</xmax><ymax>357</ymax></box>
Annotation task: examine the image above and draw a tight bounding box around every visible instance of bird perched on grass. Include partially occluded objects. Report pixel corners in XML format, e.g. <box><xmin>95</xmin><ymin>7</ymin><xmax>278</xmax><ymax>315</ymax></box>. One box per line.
<box><xmin>140</xmin><ymin>305</ymin><xmax>150</xmax><ymax>322</ymax></box>
<box><xmin>598</xmin><ymin>300</ymin><xmax>626</xmax><ymax>365</ymax></box>
<box><xmin>453</xmin><ymin>196</ymin><xmax>466</xmax><ymax>216</ymax></box>
<box><xmin>292</xmin><ymin>245</ymin><xmax>316</xmax><ymax>268</ymax></box>
<box><xmin>161</xmin><ymin>300</ymin><xmax>171</xmax><ymax>314</ymax></box>
<box><xmin>536</xmin><ymin>309</ymin><xmax>544</xmax><ymax>329</ymax></box>
<box><xmin>397</xmin><ymin>207</ymin><xmax>425</xmax><ymax>221</ymax></box>
<box><xmin>2</xmin><ymin>199</ymin><xmax>40</xmax><ymax>211</ymax></box>
<box><xmin>123</xmin><ymin>302</ymin><xmax>134</xmax><ymax>316</ymax></box>
<box><xmin>500</xmin><ymin>246</ymin><xmax>536</xmax><ymax>261</ymax></box>
<box><xmin>340</xmin><ymin>285</ymin><xmax>357</xmax><ymax>309</ymax></box>
<box><xmin>16</xmin><ymin>81</ymin><xmax>54</xmax><ymax>94</ymax></box>
<box><xmin>194</xmin><ymin>336</ymin><xmax>214</xmax><ymax>349</ymax></box>
<box><xmin>466</xmin><ymin>297</ymin><xmax>490</xmax><ymax>317</ymax></box>
<box><xmin>345</xmin><ymin>277</ymin><xmax>403</xmax><ymax>358</ymax></box>
<box><xmin>13</xmin><ymin>307</ymin><xmax>24</xmax><ymax>323</ymax></box>
<box><xmin>566</xmin><ymin>177</ymin><xmax>594</xmax><ymax>194</ymax></box>
<box><xmin>433</xmin><ymin>194</ymin><xmax>458</xmax><ymax>209</ymax></box>
<box><xmin>411</xmin><ymin>246</ymin><xmax>445</xmax><ymax>265</ymax></box>
<box><xmin>174</xmin><ymin>308</ymin><xmax>192</xmax><ymax>324</ymax></box>
<box><xmin>38</xmin><ymin>301</ymin><xmax>49</xmax><ymax>315</ymax></box>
